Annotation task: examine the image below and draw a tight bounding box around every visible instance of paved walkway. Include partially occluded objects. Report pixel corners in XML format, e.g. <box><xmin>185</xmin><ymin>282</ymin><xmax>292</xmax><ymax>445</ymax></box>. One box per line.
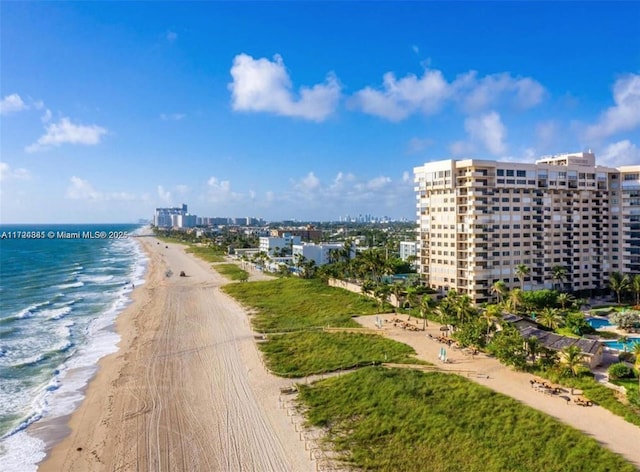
<box><xmin>355</xmin><ymin>313</ymin><xmax>640</xmax><ymax>469</ymax></box>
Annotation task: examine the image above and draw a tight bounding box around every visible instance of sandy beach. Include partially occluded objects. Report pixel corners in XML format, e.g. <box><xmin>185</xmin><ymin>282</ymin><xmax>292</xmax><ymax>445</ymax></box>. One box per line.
<box><xmin>34</xmin><ymin>236</ymin><xmax>313</xmax><ymax>472</ymax></box>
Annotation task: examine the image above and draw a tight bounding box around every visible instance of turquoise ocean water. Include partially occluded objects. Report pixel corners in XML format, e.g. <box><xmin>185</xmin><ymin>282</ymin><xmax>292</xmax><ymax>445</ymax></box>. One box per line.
<box><xmin>0</xmin><ymin>224</ymin><xmax>147</xmax><ymax>471</ymax></box>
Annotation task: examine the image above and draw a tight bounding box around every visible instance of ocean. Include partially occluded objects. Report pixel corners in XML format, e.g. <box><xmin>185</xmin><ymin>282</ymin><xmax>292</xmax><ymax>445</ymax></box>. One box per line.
<box><xmin>0</xmin><ymin>224</ymin><xmax>148</xmax><ymax>471</ymax></box>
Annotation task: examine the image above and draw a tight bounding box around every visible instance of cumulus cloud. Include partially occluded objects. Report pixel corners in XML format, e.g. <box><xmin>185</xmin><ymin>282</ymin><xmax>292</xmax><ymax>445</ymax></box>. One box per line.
<box><xmin>65</xmin><ymin>177</ymin><xmax>135</xmax><ymax>201</ymax></box>
<box><xmin>206</xmin><ymin>176</ymin><xmax>241</xmax><ymax>203</ymax></box>
<box><xmin>228</xmin><ymin>53</ymin><xmax>341</xmax><ymax>121</ymax></box>
<box><xmin>350</xmin><ymin>70</ymin><xmax>450</xmax><ymax>121</ymax></box>
<box><xmin>293</xmin><ymin>172</ymin><xmax>321</xmax><ymax>192</ymax></box>
<box><xmin>598</xmin><ymin>140</ymin><xmax>640</xmax><ymax>167</ymax></box>
<box><xmin>157</xmin><ymin>185</ymin><xmax>172</xmax><ymax>204</ymax></box>
<box><xmin>585</xmin><ymin>74</ymin><xmax>640</xmax><ymax>140</ymax></box>
<box><xmin>0</xmin><ymin>162</ymin><xmax>31</xmax><ymax>181</ymax></box>
<box><xmin>1</xmin><ymin>94</ymin><xmax>27</xmax><ymax>114</ymax></box>
<box><xmin>26</xmin><ymin>117</ymin><xmax>107</xmax><ymax>152</ymax></box>
<box><xmin>453</xmin><ymin>72</ymin><xmax>545</xmax><ymax>112</ymax></box>
<box><xmin>464</xmin><ymin>111</ymin><xmax>507</xmax><ymax>155</ymax></box>
<box><xmin>351</xmin><ymin>67</ymin><xmax>545</xmax><ymax>120</ymax></box>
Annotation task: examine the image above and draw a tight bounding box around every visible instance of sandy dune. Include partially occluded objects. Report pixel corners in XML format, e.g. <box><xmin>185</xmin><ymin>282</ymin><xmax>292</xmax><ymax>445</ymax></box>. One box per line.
<box><xmin>37</xmin><ymin>238</ymin><xmax>313</xmax><ymax>472</ymax></box>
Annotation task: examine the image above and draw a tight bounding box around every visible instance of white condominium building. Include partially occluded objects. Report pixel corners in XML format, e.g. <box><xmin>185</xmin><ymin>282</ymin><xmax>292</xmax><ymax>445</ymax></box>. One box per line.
<box><xmin>414</xmin><ymin>151</ymin><xmax>640</xmax><ymax>304</ymax></box>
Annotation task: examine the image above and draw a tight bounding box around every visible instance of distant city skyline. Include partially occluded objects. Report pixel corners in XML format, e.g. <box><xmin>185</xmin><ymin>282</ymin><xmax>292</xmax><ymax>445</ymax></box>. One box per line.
<box><xmin>1</xmin><ymin>2</ymin><xmax>639</xmax><ymax>223</ymax></box>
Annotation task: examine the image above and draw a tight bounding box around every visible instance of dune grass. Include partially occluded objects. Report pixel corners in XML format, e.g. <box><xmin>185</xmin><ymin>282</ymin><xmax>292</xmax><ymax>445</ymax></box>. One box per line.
<box><xmin>298</xmin><ymin>367</ymin><xmax>636</xmax><ymax>472</ymax></box>
<box><xmin>185</xmin><ymin>245</ymin><xmax>226</xmax><ymax>263</ymax></box>
<box><xmin>213</xmin><ymin>263</ymin><xmax>248</xmax><ymax>281</ymax></box>
<box><xmin>222</xmin><ymin>278</ymin><xmax>380</xmax><ymax>332</ymax></box>
<box><xmin>259</xmin><ymin>331</ymin><xmax>419</xmax><ymax>377</ymax></box>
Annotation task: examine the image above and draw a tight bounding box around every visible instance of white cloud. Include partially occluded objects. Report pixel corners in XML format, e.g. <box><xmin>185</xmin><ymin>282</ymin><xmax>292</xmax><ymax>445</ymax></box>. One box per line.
<box><xmin>1</xmin><ymin>94</ymin><xmax>27</xmax><ymax>114</ymax></box>
<box><xmin>351</xmin><ymin>67</ymin><xmax>545</xmax><ymax>120</ymax></box>
<box><xmin>598</xmin><ymin>140</ymin><xmax>640</xmax><ymax>167</ymax></box>
<box><xmin>350</xmin><ymin>70</ymin><xmax>450</xmax><ymax>121</ymax></box>
<box><xmin>175</xmin><ymin>184</ymin><xmax>190</xmax><ymax>194</ymax></box>
<box><xmin>160</xmin><ymin>113</ymin><xmax>186</xmax><ymax>121</ymax></box>
<box><xmin>0</xmin><ymin>162</ymin><xmax>31</xmax><ymax>181</ymax></box>
<box><xmin>449</xmin><ymin>140</ymin><xmax>475</xmax><ymax>157</ymax></box>
<box><xmin>66</xmin><ymin>176</ymin><xmax>101</xmax><ymax>200</ymax></box>
<box><xmin>26</xmin><ymin>117</ymin><xmax>107</xmax><ymax>152</ymax></box>
<box><xmin>453</xmin><ymin>72</ymin><xmax>545</xmax><ymax>112</ymax></box>
<box><xmin>157</xmin><ymin>185</ymin><xmax>172</xmax><ymax>204</ymax></box>
<box><xmin>585</xmin><ymin>74</ymin><xmax>640</xmax><ymax>140</ymax></box>
<box><xmin>464</xmin><ymin>111</ymin><xmax>507</xmax><ymax>155</ymax></box>
<box><xmin>206</xmin><ymin>176</ymin><xmax>241</xmax><ymax>203</ymax></box>
<box><xmin>228</xmin><ymin>53</ymin><xmax>341</xmax><ymax>121</ymax></box>
<box><xmin>66</xmin><ymin>176</ymin><xmax>137</xmax><ymax>201</ymax></box>
<box><xmin>41</xmin><ymin>109</ymin><xmax>52</xmax><ymax>123</ymax></box>
<box><xmin>293</xmin><ymin>172</ymin><xmax>321</xmax><ymax>192</ymax></box>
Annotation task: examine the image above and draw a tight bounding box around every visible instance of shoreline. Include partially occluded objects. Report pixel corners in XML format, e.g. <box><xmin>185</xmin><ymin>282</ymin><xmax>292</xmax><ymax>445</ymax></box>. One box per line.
<box><xmin>31</xmin><ymin>233</ymin><xmax>159</xmax><ymax>468</ymax></box>
<box><xmin>35</xmin><ymin>236</ymin><xmax>313</xmax><ymax>471</ymax></box>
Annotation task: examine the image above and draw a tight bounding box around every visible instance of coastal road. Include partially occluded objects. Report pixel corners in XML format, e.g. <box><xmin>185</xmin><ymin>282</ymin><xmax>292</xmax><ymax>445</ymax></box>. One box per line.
<box><xmin>39</xmin><ymin>238</ymin><xmax>312</xmax><ymax>472</ymax></box>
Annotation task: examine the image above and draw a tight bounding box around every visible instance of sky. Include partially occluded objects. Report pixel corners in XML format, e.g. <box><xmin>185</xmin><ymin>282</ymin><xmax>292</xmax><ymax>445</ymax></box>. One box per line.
<box><xmin>1</xmin><ymin>1</ymin><xmax>639</xmax><ymax>224</ymax></box>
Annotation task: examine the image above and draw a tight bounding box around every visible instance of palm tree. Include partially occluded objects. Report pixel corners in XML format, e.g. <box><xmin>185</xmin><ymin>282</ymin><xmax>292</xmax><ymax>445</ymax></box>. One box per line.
<box><xmin>561</xmin><ymin>345</ymin><xmax>585</xmax><ymax>394</ymax></box>
<box><xmin>420</xmin><ymin>294</ymin><xmax>437</xmax><ymax>330</ymax></box>
<box><xmin>391</xmin><ymin>281</ymin><xmax>405</xmax><ymax>313</ymax></box>
<box><xmin>505</xmin><ymin>288</ymin><xmax>524</xmax><ymax>313</ymax></box>
<box><xmin>551</xmin><ymin>265</ymin><xmax>568</xmax><ymax>291</ymax></box>
<box><xmin>557</xmin><ymin>292</ymin><xmax>575</xmax><ymax>311</ymax></box>
<box><xmin>619</xmin><ymin>335</ymin><xmax>629</xmax><ymax>352</ymax></box>
<box><xmin>608</xmin><ymin>271</ymin><xmax>630</xmax><ymax>305</ymax></box>
<box><xmin>373</xmin><ymin>283</ymin><xmax>391</xmax><ymax>313</ymax></box>
<box><xmin>454</xmin><ymin>294</ymin><xmax>475</xmax><ymax>325</ymax></box>
<box><xmin>515</xmin><ymin>264</ymin><xmax>530</xmax><ymax>291</ymax></box>
<box><xmin>525</xmin><ymin>336</ymin><xmax>540</xmax><ymax>363</ymax></box>
<box><xmin>539</xmin><ymin>307</ymin><xmax>563</xmax><ymax>330</ymax></box>
<box><xmin>480</xmin><ymin>305</ymin><xmax>501</xmax><ymax>338</ymax></box>
<box><xmin>490</xmin><ymin>280</ymin><xmax>509</xmax><ymax>304</ymax></box>
<box><xmin>631</xmin><ymin>274</ymin><xmax>640</xmax><ymax>306</ymax></box>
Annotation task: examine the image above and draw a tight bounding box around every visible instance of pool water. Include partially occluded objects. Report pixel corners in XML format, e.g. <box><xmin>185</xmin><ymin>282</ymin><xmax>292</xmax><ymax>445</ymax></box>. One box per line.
<box><xmin>603</xmin><ymin>338</ymin><xmax>640</xmax><ymax>351</ymax></box>
<box><xmin>586</xmin><ymin>317</ymin><xmax>613</xmax><ymax>329</ymax></box>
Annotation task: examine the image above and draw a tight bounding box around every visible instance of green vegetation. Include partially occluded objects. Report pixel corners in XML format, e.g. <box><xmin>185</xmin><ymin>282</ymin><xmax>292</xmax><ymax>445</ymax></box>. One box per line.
<box><xmin>608</xmin><ymin>362</ymin><xmax>636</xmax><ymax>380</ymax></box>
<box><xmin>185</xmin><ymin>245</ymin><xmax>226</xmax><ymax>263</ymax></box>
<box><xmin>611</xmin><ymin>378</ymin><xmax>640</xmax><ymax>409</ymax></box>
<box><xmin>213</xmin><ymin>263</ymin><xmax>248</xmax><ymax>281</ymax></box>
<box><xmin>297</xmin><ymin>367</ymin><xmax>636</xmax><ymax>472</ymax></box>
<box><xmin>259</xmin><ymin>331</ymin><xmax>418</xmax><ymax>377</ymax></box>
<box><xmin>223</xmin><ymin>278</ymin><xmax>380</xmax><ymax>332</ymax></box>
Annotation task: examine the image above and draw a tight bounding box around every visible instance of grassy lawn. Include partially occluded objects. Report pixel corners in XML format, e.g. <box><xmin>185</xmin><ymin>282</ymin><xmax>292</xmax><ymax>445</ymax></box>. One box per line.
<box><xmin>185</xmin><ymin>245</ymin><xmax>226</xmax><ymax>263</ymax></box>
<box><xmin>259</xmin><ymin>331</ymin><xmax>419</xmax><ymax>377</ymax></box>
<box><xmin>213</xmin><ymin>263</ymin><xmax>248</xmax><ymax>281</ymax></box>
<box><xmin>298</xmin><ymin>367</ymin><xmax>636</xmax><ymax>472</ymax></box>
<box><xmin>611</xmin><ymin>377</ymin><xmax>640</xmax><ymax>409</ymax></box>
<box><xmin>222</xmin><ymin>278</ymin><xmax>380</xmax><ymax>332</ymax></box>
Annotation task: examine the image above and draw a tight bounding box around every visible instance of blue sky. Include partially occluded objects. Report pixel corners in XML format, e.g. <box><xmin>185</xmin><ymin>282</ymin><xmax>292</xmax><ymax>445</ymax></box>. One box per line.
<box><xmin>1</xmin><ymin>1</ymin><xmax>639</xmax><ymax>224</ymax></box>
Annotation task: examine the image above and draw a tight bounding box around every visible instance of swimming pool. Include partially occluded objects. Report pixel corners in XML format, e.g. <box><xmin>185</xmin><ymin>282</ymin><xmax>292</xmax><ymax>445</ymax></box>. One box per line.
<box><xmin>586</xmin><ymin>317</ymin><xmax>613</xmax><ymax>329</ymax></box>
<box><xmin>603</xmin><ymin>338</ymin><xmax>640</xmax><ymax>351</ymax></box>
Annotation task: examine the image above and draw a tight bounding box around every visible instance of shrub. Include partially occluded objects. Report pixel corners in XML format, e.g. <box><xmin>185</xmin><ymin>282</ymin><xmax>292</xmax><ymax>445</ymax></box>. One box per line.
<box><xmin>618</xmin><ymin>351</ymin><xmax>635</xmax><ymax>363</ymax></box>
<box><xmin>608</xmin><ymin>362</ymin><xmax>635</xmax><ymax>380</ymax></box>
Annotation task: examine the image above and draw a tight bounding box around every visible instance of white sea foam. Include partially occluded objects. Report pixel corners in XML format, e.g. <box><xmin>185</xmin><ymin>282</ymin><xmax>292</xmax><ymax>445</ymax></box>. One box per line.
<box><xmin>0</xmin><ymin>228</ymin><xmax>148</xmax><ymax>469</ymax></box>
<box><xmin>55</xmin><ymin>281</ymin><xmax>84</xmax><ymax>290</ymax></box>
<box><xmin>42</xmin><ymin>306</ymin><xmax>72</xmax><ymax>321</ymax></box>
<box><xmin>0</xmin><ymin>431</ymin><xmax>45</xmax><ymax>472</ymax></box>
<box><xmin>14</xmin><ymin>301</ymin><xmax>51</xmax><ymax>320</ymax></box>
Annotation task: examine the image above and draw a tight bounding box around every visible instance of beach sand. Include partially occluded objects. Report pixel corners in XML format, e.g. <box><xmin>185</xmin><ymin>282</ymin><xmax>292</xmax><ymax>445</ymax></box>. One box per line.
<box><xmin>34</xmin><ymin>236</ymin><xmax>313</xmax><ymax>472</ymax></box>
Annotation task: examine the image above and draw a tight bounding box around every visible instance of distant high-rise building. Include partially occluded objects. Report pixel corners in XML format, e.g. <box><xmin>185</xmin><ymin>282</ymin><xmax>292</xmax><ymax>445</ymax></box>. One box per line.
<box><xmin>414</xmin><ymin>152</ymin><xmax>640</xmax><ymax>303</ymax></box>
